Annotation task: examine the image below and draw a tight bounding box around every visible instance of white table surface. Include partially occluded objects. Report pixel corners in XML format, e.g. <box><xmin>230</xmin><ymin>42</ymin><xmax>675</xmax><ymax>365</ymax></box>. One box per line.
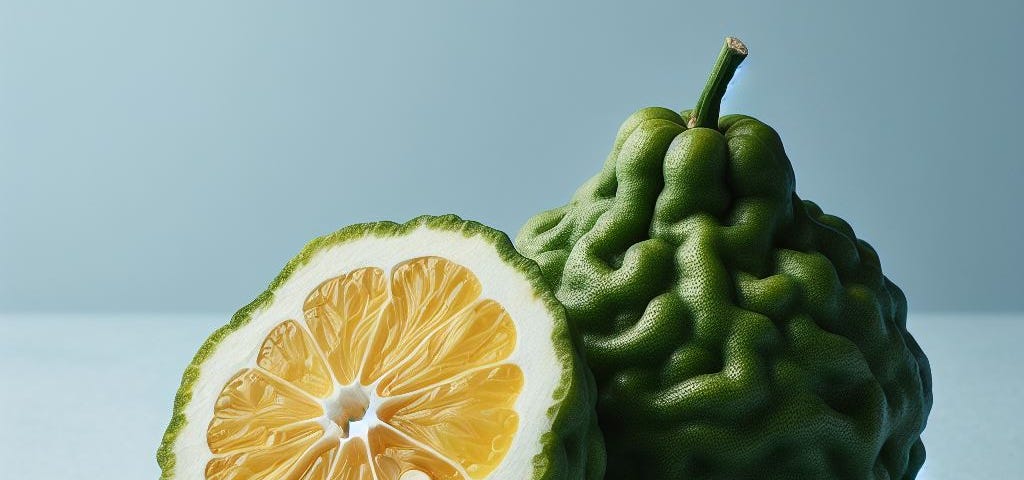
<box><xmin>1</xmin><ymin>313</ymin><xmax>1020</xmax><ymax>479</ymax></box>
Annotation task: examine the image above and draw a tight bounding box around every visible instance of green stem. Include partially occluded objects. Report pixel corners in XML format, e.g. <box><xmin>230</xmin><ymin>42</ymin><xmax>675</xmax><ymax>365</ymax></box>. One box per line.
<box><xmin>688</xmin><ymin>37</ymin><xmax>748</xmax><ymax>129</ymax></box>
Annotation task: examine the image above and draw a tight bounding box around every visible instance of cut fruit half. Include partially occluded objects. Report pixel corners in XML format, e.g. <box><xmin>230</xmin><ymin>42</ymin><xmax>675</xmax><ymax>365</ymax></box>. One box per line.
<box><xmin>159</xmin><ymin>216</ymin><xmax>602</xmax><ymax>480</ymax></box>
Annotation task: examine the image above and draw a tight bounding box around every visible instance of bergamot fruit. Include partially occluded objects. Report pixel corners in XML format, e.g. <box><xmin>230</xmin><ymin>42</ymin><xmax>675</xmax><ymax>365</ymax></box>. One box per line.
<box><xmin>158</xmin><ymin>215</ymin><xmax>604</xmax><ymax>480</ymax></box>
<box><xmin>517</xmin><ymin>37</ymin><xmax>932</xmax><ymax>479</ymax></box>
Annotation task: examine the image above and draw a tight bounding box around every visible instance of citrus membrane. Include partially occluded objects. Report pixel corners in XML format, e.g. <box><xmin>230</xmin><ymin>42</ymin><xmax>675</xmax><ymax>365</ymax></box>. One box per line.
<box><xmin>159</xmin><ymin>216</ymin><xmax>603</xmax><ymax>480</ymax></box>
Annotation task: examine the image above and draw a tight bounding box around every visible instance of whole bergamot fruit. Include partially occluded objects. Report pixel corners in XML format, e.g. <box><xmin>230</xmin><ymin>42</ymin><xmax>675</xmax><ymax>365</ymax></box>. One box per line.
<box><xmin>516</xmin><ymin>37</ymin><xmax>932</xmax><ymax>479</ymax></box>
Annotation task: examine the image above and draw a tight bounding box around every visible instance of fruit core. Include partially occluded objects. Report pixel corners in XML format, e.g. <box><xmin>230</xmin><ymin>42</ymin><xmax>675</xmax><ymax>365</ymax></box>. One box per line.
<box><xmin>321</xmin><ymin>383</ymin><xmax>372</xmax><ymax>438</ymax></box>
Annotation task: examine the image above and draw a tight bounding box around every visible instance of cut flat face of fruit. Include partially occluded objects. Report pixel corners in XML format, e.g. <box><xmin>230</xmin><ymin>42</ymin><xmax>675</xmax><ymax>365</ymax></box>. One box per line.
<box><xmin>159</xmin><ymin>216</ymin><xmax>604</xmax><ymax>480</ymax></box>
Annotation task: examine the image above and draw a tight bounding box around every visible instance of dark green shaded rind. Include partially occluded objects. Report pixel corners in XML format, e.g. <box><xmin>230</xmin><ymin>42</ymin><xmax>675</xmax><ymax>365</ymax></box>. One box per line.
<box><xmin>517</xmin><ymin>111</ymin><xmax>932</xmax><ymax>479</ymax></box>
<box><xmin>158</xmin><ymin>215</ymin><xmax>605</xmax><ymax>480</ymax></box>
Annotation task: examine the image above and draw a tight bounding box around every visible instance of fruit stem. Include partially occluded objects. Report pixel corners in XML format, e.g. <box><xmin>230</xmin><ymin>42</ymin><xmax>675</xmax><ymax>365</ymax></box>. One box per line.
<box><xmin>688</xmin><ymin>37</ymin><xmax>748</xmax><ymax>129</ymax></box>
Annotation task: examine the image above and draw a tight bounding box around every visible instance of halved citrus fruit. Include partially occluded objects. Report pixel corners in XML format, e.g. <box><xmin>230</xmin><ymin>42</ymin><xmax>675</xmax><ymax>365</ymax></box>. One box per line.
<box><xmin>158</xmin><ymin>216</ymin><xmax>603</xmax><ymax>480</ymax></box>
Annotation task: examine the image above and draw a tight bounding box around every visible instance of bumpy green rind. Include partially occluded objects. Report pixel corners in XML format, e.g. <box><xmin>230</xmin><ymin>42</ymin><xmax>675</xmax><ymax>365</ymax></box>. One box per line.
<box><xmin>158</xmin><ymin>214</ymin><xmax>605</xmax><ymax>480</ymax></box>
<box><xmin>517</xmin><ymin>109</ymin><xmax>932</xmax><ymax>479</ymax></box>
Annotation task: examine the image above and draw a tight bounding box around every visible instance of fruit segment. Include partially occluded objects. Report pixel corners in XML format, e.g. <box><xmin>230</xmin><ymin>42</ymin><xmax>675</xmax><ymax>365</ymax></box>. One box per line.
<box><xmin>205</xmin><ymin>424</ymin><xmax>324</xmax><ymax>480</ymax></box>
<box><xmin>362</xmin><ymin>257</ymin><xmax>482</xmax><ymax>385</ymax></box>
<box><xmin>304</xmin><ymin>267</ymin><xmax>388</xmax><ymax>385</ymax></box>
<box><xmin>207</xmin><ymin>369</ymin><xmax>323</xmax><ymax>455</ymax></box>
<box><xmin>375</xmin><ymin>299</ymin><xmax>516</xmax><ymax>396</ymax></box>
<box><xmin>331</xmin><ymin>438</ymin><xmax>375</xmax><ymax>480</ymax></box>
<box><xmin>258</xmin><ymin>320</ymin><xmax>334</xmax><ymax>398</ymax></box>
<box><xmin>378</xmin><ymin>364</ymin><xmax>523</xmax><ymax>479</ymax></box>
<box><xmin>368</xmin><ymin>426</ymin><xmax>464</xmax><ymax>480</ymax></box>
<box><xmin>297</xmin><ymin>443</ymin><xmax>338</xmax><ymax>480</ymax></box>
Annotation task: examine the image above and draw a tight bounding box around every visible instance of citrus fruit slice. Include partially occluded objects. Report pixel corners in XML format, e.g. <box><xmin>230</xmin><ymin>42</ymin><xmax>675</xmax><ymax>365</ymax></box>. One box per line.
<box><xmin>158</xmin><ymin>216</ymin><xmax>604</xmax><ymax>480</ymax></box>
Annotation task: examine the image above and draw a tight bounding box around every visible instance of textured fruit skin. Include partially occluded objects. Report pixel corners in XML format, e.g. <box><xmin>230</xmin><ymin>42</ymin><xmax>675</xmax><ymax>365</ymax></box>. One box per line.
<box><xmin>158</xmin><ymin>215</ymin><xmax>606</xmax><ymax>480</ymax></box>
<box><xmin>517</xmin><ymin>109</ymin><xmax>932</xmax><ymax>479</ymax></box>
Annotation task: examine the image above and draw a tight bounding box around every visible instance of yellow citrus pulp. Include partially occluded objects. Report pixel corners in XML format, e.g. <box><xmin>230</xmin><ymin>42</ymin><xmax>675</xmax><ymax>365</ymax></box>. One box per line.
<box><xmin>204</xmin><ymin>256</ymin><xmax>523</xmax><ymax>480</ymax></box>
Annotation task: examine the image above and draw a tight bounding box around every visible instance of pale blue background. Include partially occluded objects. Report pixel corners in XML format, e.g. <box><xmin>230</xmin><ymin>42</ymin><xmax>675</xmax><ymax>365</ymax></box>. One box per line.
<box><xmin>1</xmin><ymin>2</ymin><xmax>1022</xmax><ymax>479</ymax></box>
<box><xmin>1</xmin><ymin>0</ymin><xmax>1022</xmax><ymax>313</ymax></box>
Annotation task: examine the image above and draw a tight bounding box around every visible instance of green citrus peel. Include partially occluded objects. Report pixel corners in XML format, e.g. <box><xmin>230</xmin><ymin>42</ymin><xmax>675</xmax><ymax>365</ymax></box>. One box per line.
<box><xmin>517</xmin><ymin>37</ymin><xmax>932</xmax><ymax>479</ymax></box>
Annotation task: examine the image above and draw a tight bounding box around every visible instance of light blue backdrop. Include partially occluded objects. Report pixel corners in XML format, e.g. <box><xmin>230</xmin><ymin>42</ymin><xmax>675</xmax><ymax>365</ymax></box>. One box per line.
<box><xmin>1</xmin><ymin>1</ymin><xmax>1021</xmax><ymax>313</ymax></box>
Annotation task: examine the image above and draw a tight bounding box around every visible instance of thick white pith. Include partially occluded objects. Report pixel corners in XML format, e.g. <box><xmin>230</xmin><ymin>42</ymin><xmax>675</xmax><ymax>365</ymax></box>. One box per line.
<box><xmin>172</xmin><ymin>226</ymin><xmax>565</xmax><ymax>479</ymax></box>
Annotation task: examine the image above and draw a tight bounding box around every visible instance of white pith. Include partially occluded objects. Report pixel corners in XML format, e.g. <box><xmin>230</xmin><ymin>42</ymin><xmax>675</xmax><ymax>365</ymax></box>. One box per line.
<box><xmin>171</xmin><ymin>225</ymin><xmax>565</xmax><ymax>479</ymax></box>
